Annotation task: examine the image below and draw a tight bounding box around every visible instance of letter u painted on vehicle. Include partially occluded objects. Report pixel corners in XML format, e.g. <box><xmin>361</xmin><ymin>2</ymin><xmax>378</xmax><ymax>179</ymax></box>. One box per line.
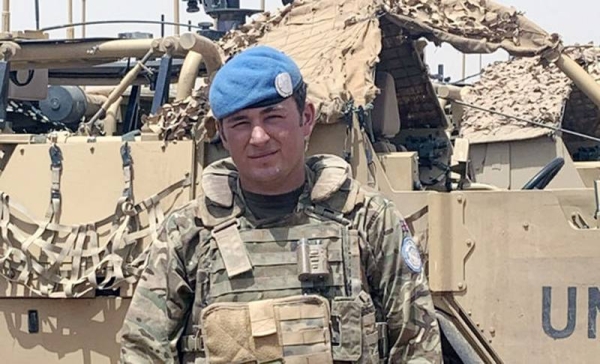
<box><xmin>589</xmin><ymin>287</ymin><xmax>600</xmax><ymax>339</ymax></box>
<box><xmin>542</xmin><ymin>286</ymin><xmax>576</xmax><ymax>339</ymax></box>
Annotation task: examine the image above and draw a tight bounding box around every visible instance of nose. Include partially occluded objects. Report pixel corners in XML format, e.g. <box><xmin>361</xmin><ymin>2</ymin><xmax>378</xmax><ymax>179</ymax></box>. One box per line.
<box><xmin>249</xmin><ymin>124</ymin><xmax>270</xmax><ymax>146</ymax></box>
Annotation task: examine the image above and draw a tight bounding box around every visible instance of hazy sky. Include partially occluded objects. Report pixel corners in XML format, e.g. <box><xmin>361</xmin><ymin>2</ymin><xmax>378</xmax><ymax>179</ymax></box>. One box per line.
<box><xmin>8</xmin><ymin>0</ymin><xmax>598</xmax><ymax>82</ymax></box>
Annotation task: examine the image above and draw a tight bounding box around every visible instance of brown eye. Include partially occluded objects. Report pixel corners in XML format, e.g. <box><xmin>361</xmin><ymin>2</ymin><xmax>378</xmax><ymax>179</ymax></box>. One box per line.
<box><xmin>265</xmin><ymin>115</ymin><xmax>284</xmax><ymax>122</ymax></box>
<box><xmin>231</xmin><ymin>120</ymin><xmax>250</xmax><ymax>128</ymax></box>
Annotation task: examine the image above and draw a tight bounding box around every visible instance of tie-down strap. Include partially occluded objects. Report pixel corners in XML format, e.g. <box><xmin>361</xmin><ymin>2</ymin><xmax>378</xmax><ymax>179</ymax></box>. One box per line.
<box><xmin>0</xmin><ymin>171</ymin><xmax>191</xmax><ymax>298</ymax></box>
<box><xmin>47</xmin><ymin>144</ymin><xmax>63</xmax><ymax>223</ymax></box>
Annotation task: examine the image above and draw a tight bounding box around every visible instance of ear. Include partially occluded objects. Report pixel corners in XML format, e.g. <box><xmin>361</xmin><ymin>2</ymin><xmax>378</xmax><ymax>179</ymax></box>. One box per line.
<box><xmin>301</xmin><ymin>101</ymin><xmax>316</xmax><ymax>138</ymax></box>
<box><xmin>216</xmin><ymin>120</ymin><xmax>230</xmax><ymax>151</ymax></box>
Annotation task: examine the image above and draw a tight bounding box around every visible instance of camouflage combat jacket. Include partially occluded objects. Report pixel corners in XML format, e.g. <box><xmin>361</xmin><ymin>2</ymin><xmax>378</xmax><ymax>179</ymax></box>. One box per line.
<box><xmin>119</xmin><ymin>154</ymin><xmax>441</xmax><ymax>364</ymax></box>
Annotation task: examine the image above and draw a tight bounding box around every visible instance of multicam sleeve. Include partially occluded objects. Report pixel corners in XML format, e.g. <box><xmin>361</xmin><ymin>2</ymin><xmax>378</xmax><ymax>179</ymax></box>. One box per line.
<box><xmin>364</xmin><ymin>199</ymin><xmax>442</xmax><ymax>364</ymax></box>
<box><xmin>119</xmin><ymin>211</ymin><xmax>196</xmax><ymax>364</ymax></box>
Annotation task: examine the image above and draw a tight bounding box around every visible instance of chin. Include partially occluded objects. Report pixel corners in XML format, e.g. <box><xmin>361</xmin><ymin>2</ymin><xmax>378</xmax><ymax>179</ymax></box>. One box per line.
<box><xmin>252</xmin><ymin>170</ymin><xmax>283</xmax><ymax>182</ymax></box>
<box><xmin>246</xmin><ymin>166</ymin><xmax>284</xmax><ymax>182</ymax></box>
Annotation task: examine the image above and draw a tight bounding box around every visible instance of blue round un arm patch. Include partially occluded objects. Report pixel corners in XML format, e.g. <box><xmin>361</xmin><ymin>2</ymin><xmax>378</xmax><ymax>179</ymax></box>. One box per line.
<box><xmin>401</xmin><ymin>236</ymin><xmax>423</xmax><ymax>274</ymax></box>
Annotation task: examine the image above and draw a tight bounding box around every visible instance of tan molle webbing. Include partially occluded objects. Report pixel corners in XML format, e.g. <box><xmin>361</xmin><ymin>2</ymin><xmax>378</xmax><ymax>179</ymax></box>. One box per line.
<box><xmin>209</xmin><ymin>249</ymin><xmax>343</xmax><ymax>271</ymax></box>
<box><xmin>278</xmin><ymin>302</ymin><xmax>329</xmax><ymax>321</ymax></box>
<box><xmin>211</xmin><ymin>218</ymin><xmax>252</xmax><ymax>278</ymax></box>
<box><xmin>201</xmin><ymin>295</ymin><xmax>333</xmax><ymax>364</ymax></box>
<box><xmin>0</xmin><ymin>141</ymin><xmax>192</xmax><ymax>298</ymax></box>
<box><xmin>283</xmin><ymin>352</ymin><xmax>332</xmax><ymax>364</ymax></box>
<box><xmin>281</xmin><ymin>329</ymin><xmax>327</xmax><ymax>346</ymax></box>
<box><xmin>209</xmin><ymin>273</ymin><xmax>346</xmax><ymax>298</ymax></box>
<box><xmin>207</xmin><ymin>222</ymin><xmax>347</xmax><ymax>299</ymax></box>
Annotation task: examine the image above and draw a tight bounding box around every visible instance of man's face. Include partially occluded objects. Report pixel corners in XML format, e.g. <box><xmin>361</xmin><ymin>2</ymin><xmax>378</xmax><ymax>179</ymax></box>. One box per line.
<box><xmin>219</xmin><ymin>97</ymin><xmax>315</xmax><ymax>194</ymax></box>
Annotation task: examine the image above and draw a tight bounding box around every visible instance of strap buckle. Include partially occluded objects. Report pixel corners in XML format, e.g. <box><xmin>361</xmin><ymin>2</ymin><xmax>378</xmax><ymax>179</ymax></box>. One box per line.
<box><xmin>179</xmin><ymin>333</ymin><xmax>204</xmax><ymax>353</ymax></box>
<box><xmin>120</xmin><ymin>142</ymin><xmax>132</xmax><ymax>167</ymax></box>
<box><xmin>49</xmin><ymin>144</ymin><xmax>62</xmax><ymax>169</ymax></box>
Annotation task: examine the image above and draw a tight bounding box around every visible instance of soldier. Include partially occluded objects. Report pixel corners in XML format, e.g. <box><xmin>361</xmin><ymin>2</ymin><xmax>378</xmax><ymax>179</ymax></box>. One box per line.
<box><xmin>119</xmin><ymin>45</ymin><xmax>441</xmax><ymax>363</ymax></box>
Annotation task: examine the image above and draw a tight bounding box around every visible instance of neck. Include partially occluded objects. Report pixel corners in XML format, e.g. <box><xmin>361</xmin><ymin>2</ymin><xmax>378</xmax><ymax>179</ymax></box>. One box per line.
<box><xmin>240</xmin><ymin>166</ymin><xmax>306</xmax><ymax>195</ymax></box>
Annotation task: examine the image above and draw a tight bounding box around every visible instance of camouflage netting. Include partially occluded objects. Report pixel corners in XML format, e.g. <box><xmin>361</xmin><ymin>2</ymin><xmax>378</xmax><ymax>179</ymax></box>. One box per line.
<box><xmin>460</xmin><ymin>45</ymin><xmax>600</xmax><ymax>144</ymax></box>
<box><xmin>383</xmin><ymin>0</ymin><xmax>559</xmax><ymax>56</ymax></box>
<box><xmin>136</xmin><ymin>0</ymin><xmax>562</xmax><ymax>133</ymax></box>
<box><xmin>142</xmin><ymin>86</ymin><xmax>213</xmax><ymax>142</ymax></box>
<box><xmin>561</xmin><ymin>47</ymin><xmax>600</xmax><ymax>141</ymax></box>
<box><xmin>215</xmin><ymin>0</ymin><xmax>559</xmax><ymax>125</ymax></box>
<box><xmin>220</xmin><ymin>0</ymin><xmax>382</xmax><ymax>124</ymax></box>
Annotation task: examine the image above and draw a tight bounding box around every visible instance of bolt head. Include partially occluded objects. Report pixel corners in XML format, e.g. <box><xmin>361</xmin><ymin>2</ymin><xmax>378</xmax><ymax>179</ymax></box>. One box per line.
<box><xmin>50</xmin><ymin>97</ymin><xmax>61</xmax><ymax>110</ymax></box>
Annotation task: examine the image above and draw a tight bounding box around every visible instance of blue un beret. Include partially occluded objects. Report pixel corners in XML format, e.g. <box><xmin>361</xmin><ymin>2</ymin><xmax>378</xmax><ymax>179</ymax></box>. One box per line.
<box><xmin>209</xmin><ymin>45</ymin><xmax>304</xmax><ymax>120</ymax></box>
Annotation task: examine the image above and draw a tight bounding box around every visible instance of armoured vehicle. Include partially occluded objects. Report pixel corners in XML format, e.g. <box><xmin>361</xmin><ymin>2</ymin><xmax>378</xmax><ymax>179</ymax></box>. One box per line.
<box><xmin>0</xmin><ymin>0</ymin><xmax>599</xmax><ymax>363</ymax></box>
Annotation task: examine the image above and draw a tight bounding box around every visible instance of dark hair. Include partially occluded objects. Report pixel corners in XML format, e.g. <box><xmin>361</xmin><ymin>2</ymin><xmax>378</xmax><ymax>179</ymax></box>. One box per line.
<box><xmin>292</xmin><ymin>81</ymin><xmax>308</xmax><ymax>115</ymax></box>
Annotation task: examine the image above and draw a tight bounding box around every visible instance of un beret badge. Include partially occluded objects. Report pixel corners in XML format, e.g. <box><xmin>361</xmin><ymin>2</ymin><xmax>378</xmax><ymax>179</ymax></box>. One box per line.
<box><xmin>275</xmin><ymin>72</ymin><xmax>293</xmax><ymax>98</ymax></box>
<box><xmin>401</xmin><ymin>236</ymin><xmax>423</xmax><ymax>273</ymax></box>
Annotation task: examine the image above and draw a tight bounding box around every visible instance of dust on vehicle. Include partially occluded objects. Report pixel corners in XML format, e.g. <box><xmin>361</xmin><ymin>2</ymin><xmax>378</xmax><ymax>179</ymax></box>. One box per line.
<box><xmin>0</xmin><ymin>0</ymin><xmax>598</xmax><ymax>363</ymax></box>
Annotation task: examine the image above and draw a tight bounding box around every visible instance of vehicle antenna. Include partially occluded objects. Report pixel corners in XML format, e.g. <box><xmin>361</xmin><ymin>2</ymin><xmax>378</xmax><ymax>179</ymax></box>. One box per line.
<box><xmin>40</xmin><ymin>20</ymin><xmax>204</xmax><ymax>33</ymax></box>
<box><xmin>449</xmin><ymin>99</ymin><xmax>600</xmax><ymax>143</ymax></box>
<box><xmin>82</xmin><ymin>0</ymin><xmax>86</xmax><ymax>37</ymax></box>
<box><xmin>35</xmin><ymin>0</ymin><xmax>40</xmax><ymax>30</ymax></box>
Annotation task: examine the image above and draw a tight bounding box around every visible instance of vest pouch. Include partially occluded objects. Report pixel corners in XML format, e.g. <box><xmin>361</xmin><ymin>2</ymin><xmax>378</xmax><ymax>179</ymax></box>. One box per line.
<box><xmin>200</xmin><ymin>295</ymin><xmax>333</xmax><ymax>364</ymax></box>
<box><xmin>356</xmin><ymin>290</ymin><xmax>380</xmax><ymax>364</ymax></box>
<box><xmin>331</xmin><ymin>297</ymin><xmax>362</xmax><ymax>361</ymax></box>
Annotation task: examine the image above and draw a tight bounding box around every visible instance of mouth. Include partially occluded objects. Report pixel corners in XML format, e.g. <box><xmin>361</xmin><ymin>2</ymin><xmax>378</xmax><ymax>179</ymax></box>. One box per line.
<box><xmin>248</xmin><ymin>150</ymin><xmax>279</xmax><ymax>160</ymax></box>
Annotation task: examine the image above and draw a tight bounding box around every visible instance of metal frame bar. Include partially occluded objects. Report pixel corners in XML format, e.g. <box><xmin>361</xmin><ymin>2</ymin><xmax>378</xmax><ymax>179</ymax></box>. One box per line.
<box><xmin>151</xmin><ymin>54</ymin><xmax>173</xmax><ymax>113</ymax></box>
<box><xmin>124</xmin><ymin>85</ymin><xmax>141</xmax><ymax>133</ymax></box>
<box><xmin>0</xmin><ymin>60</ymin><xmax>11</xmax><ymax>129</ymax></box>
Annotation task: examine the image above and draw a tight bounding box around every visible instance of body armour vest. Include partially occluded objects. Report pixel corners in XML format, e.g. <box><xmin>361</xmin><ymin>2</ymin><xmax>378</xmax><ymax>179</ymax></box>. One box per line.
<box><xmin>180</xmin><ymin>155</ymin><xmax>383</xmax><ymax>364</ymax></box>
